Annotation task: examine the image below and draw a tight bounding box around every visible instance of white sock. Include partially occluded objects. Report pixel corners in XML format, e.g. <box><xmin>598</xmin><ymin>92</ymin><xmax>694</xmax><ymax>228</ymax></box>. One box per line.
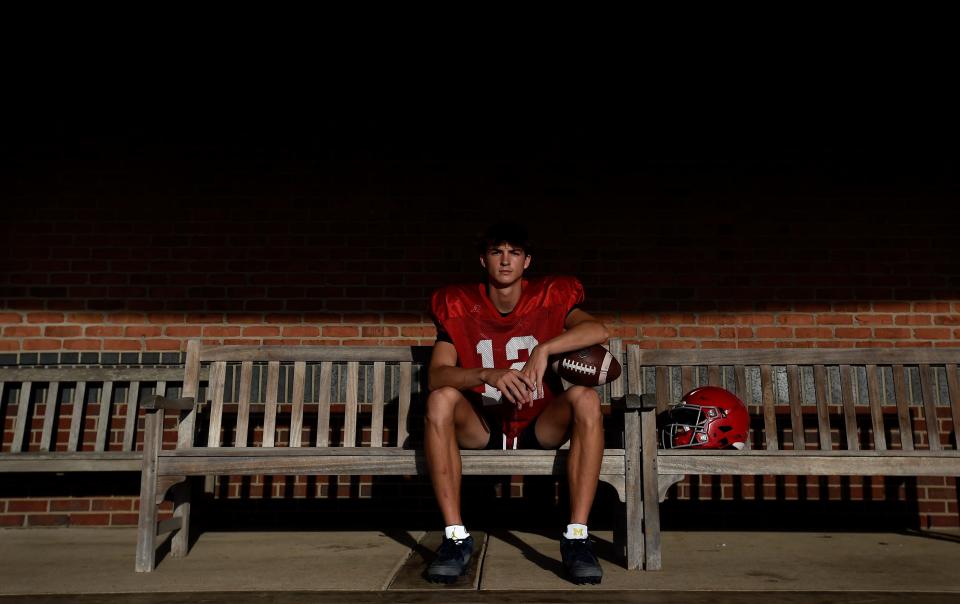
<box><xmin>564</xmin><ymin>523</ymin><xmax>589</xmax><ymax>540</ymax></box>
<box><xmin>445</xmin><ymin>525</ymin><xmax>470</xmax><ymax>540</ymax></box>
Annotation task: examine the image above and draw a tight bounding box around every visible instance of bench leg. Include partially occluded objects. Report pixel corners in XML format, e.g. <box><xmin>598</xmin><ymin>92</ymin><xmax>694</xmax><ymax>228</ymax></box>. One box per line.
<box><xmin>171</xmin><ymin>481</ymin><xmax>192</xmax><ymax>558</ymax></box>
<box><xmin>640</xmin><ymin>408</ymin><xmax>662</xmax><ymax>570</ymax></box>
<box><xmin>135</xmin><ymin>411</ymin><xmax>162</xmax><ymax>572</ymax></box>
<box><xmin>624</xmin><ymin>409</ymin><xmax>644</xmax><ymax>570</ymax></box>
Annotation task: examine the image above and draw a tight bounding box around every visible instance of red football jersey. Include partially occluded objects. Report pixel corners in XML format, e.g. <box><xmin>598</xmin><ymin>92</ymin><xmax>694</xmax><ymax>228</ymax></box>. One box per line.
<box><xmin>429</xmin><ymin>275</ymin><xmax>585</xmax><ymax>445</ymax></box>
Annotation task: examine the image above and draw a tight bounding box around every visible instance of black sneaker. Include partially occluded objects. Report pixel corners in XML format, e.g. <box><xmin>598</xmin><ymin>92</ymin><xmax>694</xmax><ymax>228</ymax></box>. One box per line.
<box><xmin>426</xmin><ymin>535</ymin><xmax>474</xmax><ymax>583</ymax></box>
<box><xmin>560</xmin><ymin>534</ymin><xmax>603</xmax><ymax>585</ymax></box>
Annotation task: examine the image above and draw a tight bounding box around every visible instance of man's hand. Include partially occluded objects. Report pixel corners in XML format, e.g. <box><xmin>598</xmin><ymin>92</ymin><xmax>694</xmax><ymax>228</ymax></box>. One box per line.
<box><xmin>482</xmin><ymin>368</ymin><xmax>536</xmax><ymax>408</ymax></box>
<box><xmin>520</xmin><ymin>346</ymin><xmax>550</xmax><ymax>401</ymax></box>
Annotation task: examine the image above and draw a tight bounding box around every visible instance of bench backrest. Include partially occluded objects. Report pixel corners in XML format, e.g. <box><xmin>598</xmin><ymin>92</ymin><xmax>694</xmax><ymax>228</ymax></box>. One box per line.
<box><xmin>0</xmin><ymin>366</ymin><xmax>187</xmax><ymax>455</ymax></box>
<box><xmin>178</xmin><ymin>339</ymin><xmax>628</xmax><ymax>451</ymax></box>
<box><xmin>629</xmin><ymin>347</ymin><xmax>960</xmax><ymax>452</ymax></box>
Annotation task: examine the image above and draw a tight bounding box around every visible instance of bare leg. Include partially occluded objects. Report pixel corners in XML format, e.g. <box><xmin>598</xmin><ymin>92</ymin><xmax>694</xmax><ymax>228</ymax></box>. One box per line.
<box><xmin>423</xmin><ymin>387</ymin><xmax>490</xmax><ymax>526</ymax></box>
<box><xmin>534</xmin><ymin>386</ymin><xmax>604</xmax><ymax>525</ymax></box>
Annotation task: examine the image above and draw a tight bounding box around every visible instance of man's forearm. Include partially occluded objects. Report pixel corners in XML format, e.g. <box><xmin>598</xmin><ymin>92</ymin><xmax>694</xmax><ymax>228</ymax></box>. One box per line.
<box><xmin>539</xmin><ymin>320</ymin><xmax>610</xmax><ymax>357</ymax></box>
<box><xmin>428</xmin><ymin>365</ymin><xmax>488</xmax><ymax>391</ymax></box>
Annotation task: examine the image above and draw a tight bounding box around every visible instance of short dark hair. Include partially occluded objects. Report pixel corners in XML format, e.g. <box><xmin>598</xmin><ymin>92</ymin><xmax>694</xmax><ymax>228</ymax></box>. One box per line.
<box><xmin>476</xmin><ymin>221</ymin><xmax>533</xmax><ymax>256</ymax></box>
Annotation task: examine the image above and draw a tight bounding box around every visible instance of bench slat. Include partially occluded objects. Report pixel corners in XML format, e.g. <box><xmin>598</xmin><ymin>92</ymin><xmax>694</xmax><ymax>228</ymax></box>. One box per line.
<box><xmin>892</xmin><ymin>364</ymin><xmax>914</xmax><ymax>451</ymax></box>
<box><xmin>707</xmin><ymin>365</ymin><xmax>721</xmax><ymax>387</ymax></box>
<box><xmin>866</xmin><ymin>365</ymin><xmax>887</xmax><ymax>451</ymax></box>
<box><xmin>919</xmin><ymin>364</ymin><xmax>942</xmax><ymax>451</ymax></box>
<box><xmin>370</xmin><ymin>362</ymin><xmax>385</xmax><ymax>448</ymax></box>
<box><xmin>95</xmin><ymin>382</ymin><xmax>114</xmax><ymax>452</ymax></box>
<box><xmin>637</xmin><ymin>348</ymin><xmax>960</xmax><ymax>366</ymax></box>
<box><xmin>122</xmin><ymin>382</ymin><xmax>141</xmax><ymax>452</ymax></box>
<box><xmin>236</xmin><ymin>362</ymin><xmax>253</xmax><ymax>447</ymax></box>
<box><xmin>12</xmin><ymin>382</ymin><xmax>32</xmax><ymax>453</ymax></box>
<box><xmin>681</xmin><ymin>366</ymin><xmax>694</xmax><ymax>396</ymax></box>
<box><xmin>200</xmin><ymin>346</ymin><xmax>413</xmax><ymax>363</ymax></box>
<box><xmin>609</xmin><ymin>339</ymin><xmax>624</xmax><ymax>399</ymax></box>
<box><xmin>289</xmin><ymin>362</ymin><xmax>307</xmax><ymax>448</ymax></box>
<box><xmin>263</xmin><ymin>362</ymin><xmax>280</xmax><ymax>448</ymax></box>
<box><xmin>657</xmin><ymin>450</ymin><xmax>960</xmax><ymax>476</ymax></box>
<box><xmin>206</xmin><ymin>362</ymin><xmax>227</xmax><ymax>447</ymax></box>
<box><xmin>814</xmin><ymin>365</ymin><xmax>832</xmax><ymax>450</ymax></box>
<box><xmin>947</xmin><ymin>364</ymin><xmax>960</xmax><ymax>452</ymax></box>
<box><xmin>760</xmin><ymin>365</ymin><xmax>778</xmax><ymax>450</ymax></box>
<box><xmin>179</xmin><ymin>340</ymin><xmax>201</xmax><ymax>448</ymax></box>
<box><xmin>0</xmin><ymin>451</ymin><xmax>142</xmax><ymax>472</ymax></box>
<box><xmin>787</xmin><ymin>365</ymin><xmax>804</xmax><ymax>450</ymax></box>
<box><xmin>840</xmin><ymin>365</ymin><xmax>859</xmax><ymax>451</ymax></box>
<box><xmin>0</xmin><ymin>367</ymin><xmax>186</xmax><ymax>382</ymax></box>
<box><xmin>68</xmin><ymin>381</ymin><xmax>87</xmax><ymax>452</ymax></box>
<box><xmin>397</xmin><ymin>362</ymin><xmax>411</xmax><ymax>448</ymax></box>
<box><xmin>344</xmin><ymin>362</ymin><xmax>359</xmax><ymax>447</ymax></box>
<box><xmin>40</xmin><ymin>382</ymin><xmax>60</xmax><ymax>452</ymax></box>
<box><xmin>655</xmin><ymin>366</ymin><xmax>670</xmax><ymax>413</ymax></box>
<box><xmin>316</xmin><ymin>362</ymin><xmax>333</xmax><ymax>447</ymax></box>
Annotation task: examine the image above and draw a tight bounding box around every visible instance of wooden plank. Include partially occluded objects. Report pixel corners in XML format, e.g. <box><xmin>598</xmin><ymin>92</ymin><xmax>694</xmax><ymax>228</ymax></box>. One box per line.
<box><xmin>0</xmin><ymin>453</ymin><xmax>141</xmax><ymax>472</ymax></box>
<box><xmin>840</xmin><ymin>365</ymin><xmax>859</xmax><ymax>451</ymax></box>
<box><xmin>206</xmin><ymin>362</ymin><xmax>227</xmax><ymax>448</ymax></box>
<box><xmin>200</xmin><ymin>345</ymin><xmax>413</xmax><ymax>363</ymax></box>
<box><xmin>0</xmin><ymin>367</ymin><xmax>186</xmax><ymax>382</ymax></box>
<box><xmin>623</xmin><ymin>407</ymin><xmax>642</xmax><ymax>570</ymax></box>
<box><xmin>657</xmin><ymin>450</ymin><xmax>960</xmax><ymax>476</ymax></box>
<box><xmin>636</xmin><ymin>348</ymin><xmax>960</xmax><ymax>367</ymax></box>
<box><xmin>67</xmin><ymin>381</ymin><xmax>87</xmax><ymax>452</ymax></box>
<box><xmin>12</xmin><ymin>382</ymin><xmax>33</xmax><ymax>453</ymax></box>
<box><xmin>40</xmin><ymin>382</ymin><xmax>60</xmax><ymax>452</ymax></box>
<box><xmin>397</xmin><ymin>362</ymin><xmax>412</xmax><ymax>448</ymax></box>
<box><xmin>919</xmin><ymin>364</ymin><xmax>943</xmax><ymax>451</ymax></box>
<box><xmin>289</xmin><ymin>362</ymin><xmax>306</xmax><ymax>447</ymax></box>
<box><xmin>370</xmin><ymin>361</ymin><xmax>385</xmax><ymax>447</ymax></box>
<box><xmin>122</xmin><ymin>382</ymin><xmax>141</xmax><ymax>452</ymax></box>
<box><xmin>786</xmin><ymin>365</ymin><xmax>805</xmax><ymax>450</ymax></box>
<box><xmin>640</xmin><ymin>408</ymin><xmax>662</xmax><ymax>571</ymax></box>
<box><xmin>263</xmin><ymin>361</ymin><xmax>280</xmax><ymax>448</ymax></box>
<box><xmin>707</xmin><ymin>365</ymin><xmax>721</xmax><ymax>387</ymax></box>
<box><xmin>680</xmin><ymin>366</ymin><xmax>694</xmax><ymax>396</ymax></box>
<box><xmin>760</xmin><ymin>365</ymin><xmax>778</xmax><ymax>450</ymax></box>
<box><xmin>135</xmin><ymin>407</ymin><xmax>163</xmax><ymax>572</ymax></box>
<box><xmin>94</xmin><ymin>382</ymin><xmax>114</xmax><ymax>453</ymax></box>
<box><xmin>158</xmin><ymin>449</ymin><xmax>628</xmax><ymax>476</ymax></box>
<box><xmin>814</xmin><ymin>365</ymin><xmax>832</xmax><ymax>450</ymax></box>
<box><xmin>178</xmin><ymin>340</ymin><xmax>201</xmax><ymax>449</ymax></box>
<box><xmin>235</xmin><ymin>361</ymin><xmax>253</xmax><ymax>447</ymax></box>
<box><xmin>947</xmin><ymin>364</ymin><xmax>960</xmax><ymax>452</ymax></box>
<box><xmin>866</xmin><ymin>365</ymin><xmax>887</xmax><ymax>451</ymax></box>
<box><xmin>655</xmin><ymin>366</ymin><xmax>670</xmax><ymax>414</ymax></box>
<box><xmin>609</xmin><ymin>339</ymin><xmax>624</xmax><ymax>399</ymax></box>
<box><xmin>344</xmin><ymin>362</ymin><xmax>359</xmax><ymax>447</ymax></box>
<box><xmin>893</xmin><ymin>364</ymin><xmax>914</xmax><ymax>451</ymax></box>
<box><xmin>735</xmin><ymin>366</ymin><xmax>748</xmax><ymax>403</ymax></box>
<box><xmin>316</xmin><ymin>362</ymin><xmax>333</xmax><ymax>447</ymax></box>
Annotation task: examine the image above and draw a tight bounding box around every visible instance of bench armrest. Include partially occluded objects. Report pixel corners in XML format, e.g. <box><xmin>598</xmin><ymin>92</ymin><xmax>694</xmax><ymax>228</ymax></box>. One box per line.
<box><xmin>141</xmin><ymin>395</ymin><xmax>196</xmax><ymax>412</ymax></box>
<box><xmin>610</xmin><ymin>393</ymin><xmax>657</xmax><ymax>412</ymax></box>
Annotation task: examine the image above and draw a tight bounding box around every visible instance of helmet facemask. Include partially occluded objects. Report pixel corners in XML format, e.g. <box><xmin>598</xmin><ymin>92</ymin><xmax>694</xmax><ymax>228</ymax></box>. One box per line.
<box><xmin>660</xmin><ymin>402</ymin><xmax>747</xmax><ymax>450</ymax></box>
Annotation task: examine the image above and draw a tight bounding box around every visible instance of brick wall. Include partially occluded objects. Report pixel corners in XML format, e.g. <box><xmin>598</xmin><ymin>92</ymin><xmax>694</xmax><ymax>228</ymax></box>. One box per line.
<box><xmin>1</xmin><ymin>156</ymin><xmax>958</xmax><ymax>529</ymax></box>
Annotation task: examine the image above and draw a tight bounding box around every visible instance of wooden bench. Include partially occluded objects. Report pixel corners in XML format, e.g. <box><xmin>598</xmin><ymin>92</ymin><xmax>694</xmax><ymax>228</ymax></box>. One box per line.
<box><xmin>134</xmin><ymin>338</ymin><xmax>652</xmax><ymax>572</ymax></box>
<box><xmin>0</xmin><ymin>366</ymin><xmax>191</xmax><ymax>472</ymax></box>
<box><xmin>631</xmin><ymin>347</ymin><xmax>960</xmax><ymax>570</ymax></box>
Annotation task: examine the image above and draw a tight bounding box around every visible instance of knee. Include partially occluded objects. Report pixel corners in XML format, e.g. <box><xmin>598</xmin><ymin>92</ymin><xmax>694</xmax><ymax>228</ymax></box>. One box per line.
<box><xmin>425</xmin><ymin>387</ymin><xmax>460</xmax><ymax>426</ymax></box>
<box><xmin>568</xmin><ymin>386</ymin><xmax>603</xmax><ymax>425</ymax></box>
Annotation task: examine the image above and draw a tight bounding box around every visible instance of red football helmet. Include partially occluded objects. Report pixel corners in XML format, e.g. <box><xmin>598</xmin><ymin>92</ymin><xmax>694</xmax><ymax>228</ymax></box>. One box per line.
<box><xmin>659</xmin><ymin>386</ymin><xmax>749</xmax><ymax>449</ymax></box>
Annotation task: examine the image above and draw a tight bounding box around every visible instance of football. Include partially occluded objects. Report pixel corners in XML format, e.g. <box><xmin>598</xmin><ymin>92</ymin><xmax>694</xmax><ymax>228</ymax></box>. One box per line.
<box><xmin>549</xmin><ymin>344</ymin><xmax>622</xmax><ymax>387</ymax></box>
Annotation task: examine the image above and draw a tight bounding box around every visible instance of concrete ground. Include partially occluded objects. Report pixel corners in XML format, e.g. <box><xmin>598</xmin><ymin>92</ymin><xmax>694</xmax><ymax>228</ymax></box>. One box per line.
<box><xmin>0</xmin><ymin>527</ymin><xmax>959</xmax><ymax>602</ymax></box>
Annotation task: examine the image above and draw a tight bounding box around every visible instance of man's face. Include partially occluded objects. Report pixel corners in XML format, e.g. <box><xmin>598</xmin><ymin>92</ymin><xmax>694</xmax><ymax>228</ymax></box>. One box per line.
<box><xmin>481</xmin><ymin>242</ymin><xmax>531</xmax><ymax>287</ymax></box>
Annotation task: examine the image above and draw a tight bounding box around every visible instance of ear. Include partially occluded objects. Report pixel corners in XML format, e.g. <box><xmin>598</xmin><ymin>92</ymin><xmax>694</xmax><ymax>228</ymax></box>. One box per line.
<box><xmin>523</xmin><ymin>254</ymin><xmax>531</xmax><ymax>270</ymax></box>
<box><xmin>480</xmin><ymin>255</ymin><xmax>487</xmax><ymax>268</ymax></box>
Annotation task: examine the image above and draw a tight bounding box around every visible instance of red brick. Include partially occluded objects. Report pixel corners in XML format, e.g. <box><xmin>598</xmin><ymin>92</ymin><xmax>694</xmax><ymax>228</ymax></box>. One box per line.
<box><xmin>50</xmin><ymin>499</ymin><xmax>91</xmax><ymax>512</ymax></box>
<box><xmin>697</xmin><ymin>314</ymin><xmax>738</xmax><ymax>325</ymax></box>
<box><xmin>323</xmin><ymin>326</ymin><xmax>359</xmax><ymax>337</ymax></box>
<box><xmin>777</xmin><ymin>314</ymin><xmax>815</xmax><ymax>326</ymax></box>
<box><xmin>835</xmin><ymin>328</ymin><xmax>872</xmax><ymax>338</ymax></box>
<box><xmin>146</xmin><ymin>313</ymin><xmax>186</xmax><ymax>324</ymax></box>
<box><xmin>146</xmin><ymin>339</ymin><xmax>183</xmax><ymax>351</ymax></box>
<box><xmin>165</xmin><ymin>326</ymin><xmax>203</xmax><ymax>337</ymax></box>
<box><xmin>659</xmin><ymin>314</ymin><xmax>697</xmax><ymax>325</ymax></box>
<box><xmin>125</xmin><ymin>325</ymin><xmax>163</xmax><ymax>337</ymax></box>
<box><xmin>110</xmin><ymin>513</ymin><xmax>141</xmax><ymax>526</ymax></box>
<box><xmin>643</xmin><ymin>327</ymin><xmax>678</xmax><ymax>338</ymax></box>
<box><xmin>913</xmin><ymin>302</ymin><xmax>951</xmax><ymax>313</ymax></box>
<box><xmin>103</xmin><ymin>339</ymin><xmax>142</xmax><ymax>350</ymax></box>
<box><xmin>736</xmin><ymin>314</ymin><xmax>776</xmax><ymax>325</ymax></box>
<box><xmin>757</xmin><ymin>327</ymin><xmax>792</xmax><ymax>338</ymax></box>
<box><xmin>855</xmin><ymin>314</ymin><xmax>893</xmax><ymax>325</ymax></box>
<box><xmin>934</xmin><ymin>315</ymin><xmax>960</xmax><ymax>326</ymax></box>
<box><xmin>795</xmin><ymin>328</ymin><xmax>833</xmax><ymax>338</ymax></box>
<box><xmin>4</xmin><ymin>326</ymin><xmax>41</xmax><ymax>337</ymax></box>
<box><xmin>85</xmin><ymin>326</ymin><xmax>123</xmax><ymax>337</ymax></box>
<box><xmin>202</xmin><ymin>326</ymin><xmax>242</xmax><ymax>337</ymax></box>
<box><xmin>0</xmin><ymin>515</ymin><xmax>25</xmax><ymax>527</ymax></box>
<box><xmin>0</xmin><ymin>313</ymin><xmax>24</xmax><ymax>323</ymax></box>
<box><xmin>27</xmin><ymin>514</ymin><xmax>69</xmax><ymax>526</ymax></box>
<box><xmin>816</xmin><ymin>314</ymin><xmax>853</xmax><ymax>325</ymax></box>
<box><xmin>92</xmin><ymin>498</ymin><xmax>133</xmax><ymax>512</ymax></box>
<box><xmin>283</xmin><ymin>326</ymin><xmax>322</xmax><ymax>337</ymax></box>
<box><xmin>400</xmin><ymin>326</ymin><xmax>436</xmax><ymax>337</ymax></box>
<box><xmin>63</xmin><ymin>339</ymin><xmax>104</xmax><ymax>350</ymax></box>
<box><xmin>8</xmin><ymin>500</ymin><xmax>48</xmax><ymax>512</ymax></box>
<box><xmin>23</xmin><ymin>339</ymin><xmax>61</xmax><ymax>350</ymax></box>
<box><xmin>69</xmin><ymin>513</ymin><xmax>111</xmax><ymax>526</ymax></box>
<box><xmin>621</xmin><ymin>313</ymin><xmax>658</xmax><ymax>324</ymax></box>
<box><xmin>243</xmin><ymin>326</ymin><xmax>281</xmax><ymax>337</ymax></box>
<box><xmin>107</xmin><ymin>313</ymin><xmax>147</xmax><ymax>324</ymax></box>
<box><xmin>659</xmin><ymin>340</ymin><xmax>697</xmax><ymax>349</ymax></box>
<box><xmin>875</xmin><ymin>328</ymin><xmax>911</xmax><ymax>339</ymax></box>
<box><xmin>873</xmin><ymin>302</ymin><xmax>911</xmax><ymax>312</ymax></box>
<box><xmin>895</xmin><ymin>315</ymin><xmax>932</xmax><ymax>326</ymax></box>
<box><xmin>914</xmin><ymin>328</ymin><xmax>951</xmax><ymax>339</ymax></box>
<box><xmin>26</xmin><ymin>312</ymin><xmax>64</xmax><ymax>323</ymax></box>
